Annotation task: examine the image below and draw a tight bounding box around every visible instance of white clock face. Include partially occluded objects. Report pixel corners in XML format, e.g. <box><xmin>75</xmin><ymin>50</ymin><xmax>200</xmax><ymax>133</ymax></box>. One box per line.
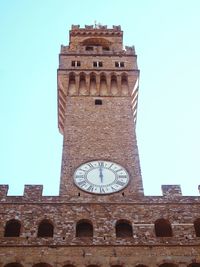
<box><xmin>74</xmin><ymin>160</ymin><xmax>129</xmax><ymax>194</ymax></box>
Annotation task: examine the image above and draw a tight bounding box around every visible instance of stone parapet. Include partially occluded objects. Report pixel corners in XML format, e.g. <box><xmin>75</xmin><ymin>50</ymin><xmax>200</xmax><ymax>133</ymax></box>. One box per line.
<box><xmin>162</xmin><ymin>185</ymin><xmax>182</xmax><ymax>196</ymax></box>
<box><xmin>0</xmin><ymin>184</ymin><xmax>200</xmax><ymax>203</ymax></box>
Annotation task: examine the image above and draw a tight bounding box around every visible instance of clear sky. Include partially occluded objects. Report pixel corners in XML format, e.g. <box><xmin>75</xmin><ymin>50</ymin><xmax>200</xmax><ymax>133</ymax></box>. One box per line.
<box><xmin>0</xmin><ymin>0</ymin><xmax>200</xmax><ymax>196</ymax></box>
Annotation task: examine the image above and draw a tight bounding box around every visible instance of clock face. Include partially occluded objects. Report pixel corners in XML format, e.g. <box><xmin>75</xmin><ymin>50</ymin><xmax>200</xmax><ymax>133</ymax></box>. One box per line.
<box><xmin>73</xmin><ymin>160</ymin><xmax>129</xmax><ymax>194</ymax></box>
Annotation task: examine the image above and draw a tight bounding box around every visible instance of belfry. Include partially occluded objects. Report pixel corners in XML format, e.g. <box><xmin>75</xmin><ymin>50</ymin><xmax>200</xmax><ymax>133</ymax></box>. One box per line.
<box><xmin>0</xmin><ymin>25</ymin><xmax>200</xmax><ymax>267</ymax></box>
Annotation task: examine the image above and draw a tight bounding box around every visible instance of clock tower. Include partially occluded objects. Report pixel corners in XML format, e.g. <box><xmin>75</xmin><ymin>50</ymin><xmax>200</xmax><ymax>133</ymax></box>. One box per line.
<box><xmin>58</xmin><ymin>24</ymin><xmax>143</xmax><ymax>198</ymax></box>
<box><xmin>1</xmin><ymin>24</ymin><xmax>200</xmax><ymax>267</ymax></box>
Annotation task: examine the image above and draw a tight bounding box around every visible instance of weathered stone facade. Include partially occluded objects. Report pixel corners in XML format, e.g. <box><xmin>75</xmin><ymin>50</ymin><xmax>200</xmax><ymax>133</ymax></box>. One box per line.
<box><xmin>0</xmin><ymin>25</ymin><xmax>200</xmax><ymax>267</ymax></box>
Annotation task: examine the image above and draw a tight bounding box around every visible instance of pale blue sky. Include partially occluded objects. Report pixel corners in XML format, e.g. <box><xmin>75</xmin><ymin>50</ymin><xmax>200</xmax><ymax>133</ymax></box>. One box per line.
<box><xmin>0</xmin><ymin>0</ymin><xmax>200</xmax><ymax>196</ymax></box>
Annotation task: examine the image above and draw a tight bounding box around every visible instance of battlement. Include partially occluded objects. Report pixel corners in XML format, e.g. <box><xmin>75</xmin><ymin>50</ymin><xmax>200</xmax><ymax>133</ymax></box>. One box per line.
<box><xmin>60</xmin><ymin>44</ymin><xmax>135</xmax><ymax>55</ymax></box>
<box><xmin>71</xmin><ymin>24</ymin><xmax>122</xmax><ymax>32</ymax></box>
<box><xmin>0</xmin><ymin>185</ymin><xmax>43</xmax><ymax>201</ymax></box>
<box><xmin>0</xmin><ymin>184</ymin><xmax>200</xmax><ymax>202</ymax></box>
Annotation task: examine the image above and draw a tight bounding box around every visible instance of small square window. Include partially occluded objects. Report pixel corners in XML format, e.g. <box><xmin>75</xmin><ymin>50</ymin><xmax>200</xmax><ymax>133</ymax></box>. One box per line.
<box><xmin>93</xmin><ymin>62</ymin><xmax>97</xmax><ymax>67</ymax></box>
<box><xmin>120</xmin><ymin>62</ymin><xmax>124</xmax><ymax>67</ymax></box>
<box><xmin>72</xmin><ymin>61</ymin><xmax>76</xmax><ymax>67</ymax></box>
<box><xmin>99</xmin><ymin>62</ymin><xmax>103</xmax><ymax>67</ymax></box>
<box><xmin>95</xmin><ymin>99</ymin><xmax>102</xmax><ymax>105</ymax></box>
<box><xmin>77</xmin><ymin>61</ymin><xmax>81</xmax><ymax>67</ymax></box>
<box><xmin>115</xmin><ymin>62</ymin><xmax>119</xmax><ymax>67</ymax></box>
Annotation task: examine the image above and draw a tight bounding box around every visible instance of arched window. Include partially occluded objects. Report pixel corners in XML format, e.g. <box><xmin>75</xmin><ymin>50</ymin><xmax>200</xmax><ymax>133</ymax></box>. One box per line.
<box><xmin>194</xmin><ymin>218</ymin><xmax>200</xmax><ymax>237</ymax></box>
<box><xmin>115</xmin><ymin>219</ymin><xmax>133</xmax><ymax>238</ymax></box>
<box><xmin>76</xmin><ymin>219</ymin><xmax>93</xmax><ymax>237</ymax></box>
<box><xmin>188</xmin><ymin>263</ymin><xmax>200</xmax><ymax>267</ymax></box>
<box><xmin>4</xmin><ymin>219</ymin><xmax>21</xmax><ymax>237</ymax></box>
<box><xmin>155</xmin><ymin>218</ymin><xmax>173</xmax><ymax>237</ymax></box>
<box><xmin>4</xmin><ymin>263</ymin><xmax>23</xmax><ymax>267</ymax></box>
<box><xmin>37</xmin><ymin>220</ymin><xmax>54</xmax><ymax>237</ymax></box>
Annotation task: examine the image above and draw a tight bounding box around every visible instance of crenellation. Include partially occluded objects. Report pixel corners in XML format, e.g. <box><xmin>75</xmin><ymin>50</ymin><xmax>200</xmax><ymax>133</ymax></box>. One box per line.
<box><xmin>162</xmin><ymin>185</ymin><xmax>182</xmax><ymax>197</ymax></box>
<box><xmin>0</xmin><ymin>185</ymin><xmax>8</xmax><ymax>198</ymax></box>
<box><xmin>23</xmin><ymin>185</ymin><xmax>43</xmax><ymax>200</ymax></box>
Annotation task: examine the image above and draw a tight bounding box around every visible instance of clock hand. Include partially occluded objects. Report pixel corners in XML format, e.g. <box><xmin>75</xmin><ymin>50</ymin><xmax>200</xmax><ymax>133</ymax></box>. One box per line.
<box><xmin>99</xmin><ymin>165</ymin><xmax>103</xmax><ymax>183</ymax></box>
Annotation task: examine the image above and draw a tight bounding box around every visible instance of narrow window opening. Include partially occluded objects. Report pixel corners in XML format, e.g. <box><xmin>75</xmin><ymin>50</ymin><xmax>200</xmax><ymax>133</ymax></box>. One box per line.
<box><xmin>71</xmin><ymin>61</ymin><xmax>81</xmax><ymax>67</ymax></box>
<box><xmin>95</xmin><ymin>99</ymin><xmax>102</xmax><ymax>105</ymax></box>
<box><xmin>78</xmin><ymin>192</ymin><xmax>80</xmax><ymax>196</ymax></box>
<box><xmin>122</xmin><ymin>192</ymin><xmax>125</xmax><ymax>196</ymax></box>
<box><xmin>115</xmin><ymin>61</ymin><xmax>124</xmax><ymax>67</ymax></box>
<box><xmin>93</xmin><ymin>61</ymin><xmax>103</xmax><ymax>67</ymax></box>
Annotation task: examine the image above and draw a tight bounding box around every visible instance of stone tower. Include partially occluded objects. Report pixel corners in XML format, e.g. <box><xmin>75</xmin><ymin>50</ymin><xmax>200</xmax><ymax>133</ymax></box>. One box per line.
<box><xmin>57</xmin><ymin>24</ymin><xmax>143</xmax><ymax>198</ymax></box>
<box><xmin>0</xmin><ymin>25</ymin><xmax>200</xmax><ymax>267</ymax></box>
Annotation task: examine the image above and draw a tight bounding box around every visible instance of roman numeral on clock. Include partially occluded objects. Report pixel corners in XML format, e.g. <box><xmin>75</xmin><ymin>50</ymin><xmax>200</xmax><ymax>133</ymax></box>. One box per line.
<box><xmin>75</xmin><ymin>175</ymin><xmax>84</xmax><ymax>178</ymax></box>
<box><xmin>100</xmin><ymin>186</ymin><xmax>105</xmax><ymax>193</ymax></box>
<box><xmin>87</xmin><ymin>185</ymin><xmax>94</xmax><ymax>192</ymax></box>
<box><xmin>116</xmin><ymin>180</ymin><xmax>126</xmax><ymax>186</ymax></box>
<box><xmin>77</xmin><ymin>180</ymin><xmax>86</xmax><ymax>187</ymax></box>
<box><xmin>87</xmin><ymin>163</ymin><xmax>94</xmax><ymax>168</ymax></box>
<box><xmin>98</xmin><ymin>161</ymin><xmax>104</xmax><ymax>167</ymax></box>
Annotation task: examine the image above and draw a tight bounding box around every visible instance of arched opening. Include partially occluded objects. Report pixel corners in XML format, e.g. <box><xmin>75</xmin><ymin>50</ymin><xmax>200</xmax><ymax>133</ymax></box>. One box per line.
<box><xmin>194</xmin><ymin>218</ymin><xmax>200</xmax><ymax>237</ymax></box>
<box><xmin>4</xmin><ymin>219</ymin><xmax>21</xmax><ymax>237</ymax></box>
<box><xmin>159</xmin><ymin>264</ymin><xmax>178</xmax><ymax>267</ymax></box>
<box><xmin>79</xmin><ymin>73</ymin><xmax>87</xmax><ymax>95</ymax></box>
<box><xmin>188</xmin><ymin>263</ymin><xmax>200</xmax><ymax>267</ymax></box>
<box><xmin>155</xmin><ymin>218</ymin><xmax>173</xmax><ymax>237</ymax></box>
<box><xmin>121</xmin><ymin>74</ymin><xmax>129</xmax><ymax>96</ymax></box>
<box><xmin>115</xmin><ymin>219</ymin><xmax>133</xmax><ymax>238</ymax></box>
<box><xmin>4</xmin><ymin>263</ymin><xmax>23</xmax><ymax>267</ymax></box>
<box><xmin>37</xmin><ymin>220</ymin><xmax>54</xmax><ymax>237</ymax></box>
<box><xmin>33</xmin><ymin>263</ymin><xmax>52</xmax><ymax>267</ymax></box>
<box><xmin>121</xmin><ymin>74</ymin><xmax>128</xmax><ymax>84</ymax></box>
<box><xmin>135</xmin><ymin>265</ymin><xmax>148</xmax><ymax>267</ymax></box>
<box><xmin>86</xmin><ymin>265</ymin><xmax>99</xmax><ymax>267</ymax></box>
<box><xmin>63</xmin><ymin>265</ymin><xmax>75</xmax><ymax>267</ymax></box>
<box><xmin>110</xmin><ymin>74</ymin><xmax>118</xmax><ymax>94</ymax></box>
<box><xmin>81</xmin><ymin>37</ymin><xmax>111</xmax><ymax>49</ymax></box>
<box><xmin>110</xmin><ymin>265</ymin><xmax>123</xmax><ymax>267</ymax></box>
<box><xmin>89</xmin><ymin>73</ymin><xmax>97</xmax><ymax>95</ymax></box>
<box><xmin>68</xmin><ymin>72</ymin><xmax>76</xmax><ymax>95</ymax></box>
<box><xmin>100</xmin><ymin>74</ymin><xmax>107</xmax><ymax>95</ymax></box>
<box><xmin>69</xmin><ymin>72</ymin><xmax>76</xmax><ymax>83</ymax></box>
<box><xmin>76</xmin><ymin>219</ymin><xmax>93</xmax><ymax>237</ymax></box>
